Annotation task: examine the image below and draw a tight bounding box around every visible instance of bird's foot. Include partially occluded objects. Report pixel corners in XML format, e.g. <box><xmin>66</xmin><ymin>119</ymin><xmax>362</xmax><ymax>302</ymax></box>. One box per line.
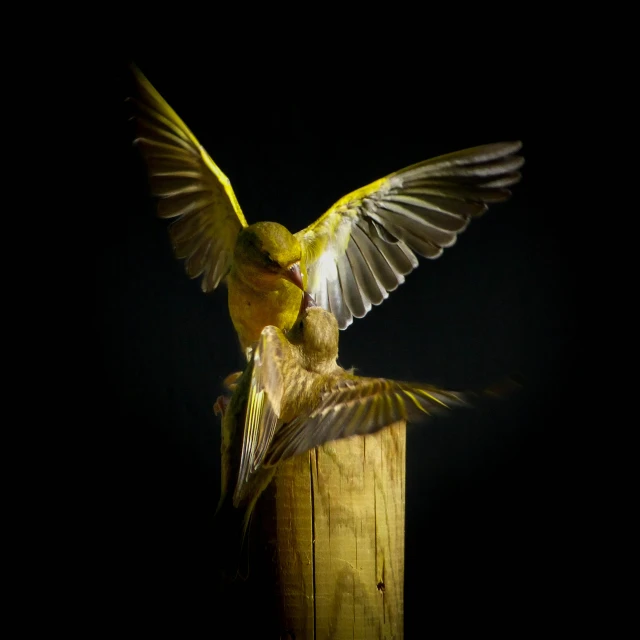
<box><xmin>214</xmin><ymin>394</ymin><xmax>231</xmax><ymax>418</ymax></box>
<box><xmin>223</xmin><ymin>371</ymin><xmax>243</xmax><ymax>392</ymax></box>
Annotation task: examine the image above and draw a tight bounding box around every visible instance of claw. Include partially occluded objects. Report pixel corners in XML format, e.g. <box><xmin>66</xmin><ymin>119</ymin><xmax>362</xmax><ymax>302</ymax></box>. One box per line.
<box><xmin>223</xmin><ymin>371</ymin><xmax>243</xmax><ymax>392</ymax></box>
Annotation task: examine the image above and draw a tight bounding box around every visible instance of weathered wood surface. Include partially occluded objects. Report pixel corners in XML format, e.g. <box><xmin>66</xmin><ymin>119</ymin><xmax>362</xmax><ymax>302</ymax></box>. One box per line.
<box><xmin>254</xmin><ymin>422</ymin><xmax>406</xmax><ymax>639</ymax></box>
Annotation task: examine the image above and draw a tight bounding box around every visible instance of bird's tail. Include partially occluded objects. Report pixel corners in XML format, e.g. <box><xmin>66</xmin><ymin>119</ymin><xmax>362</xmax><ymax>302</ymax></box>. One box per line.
<box><xmin>213</xmin><ymin>497</ymin><xmax>254</xmax><ymax>583</ymax></box>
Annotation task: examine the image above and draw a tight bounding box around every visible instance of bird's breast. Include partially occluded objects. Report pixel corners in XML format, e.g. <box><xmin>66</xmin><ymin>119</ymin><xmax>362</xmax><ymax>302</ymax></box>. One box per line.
<box><xmin>227</xmin><ymin>271</ymin><xmax>303</xmax><ymax>351</ymax></box>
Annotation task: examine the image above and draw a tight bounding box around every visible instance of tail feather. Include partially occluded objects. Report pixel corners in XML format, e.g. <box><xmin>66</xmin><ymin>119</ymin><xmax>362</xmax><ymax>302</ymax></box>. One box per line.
<box><xmin>213</xmin><ymin>498</ymin><xmax>253</xmax><ymax>582</ymax></box>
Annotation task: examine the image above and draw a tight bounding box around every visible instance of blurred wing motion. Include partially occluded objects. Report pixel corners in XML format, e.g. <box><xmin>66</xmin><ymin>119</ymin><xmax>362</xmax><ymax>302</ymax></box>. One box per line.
<box><xmin>130</xmin><ymin>65</ymin><xmax>248</xmax><ymax>292</ymax></box>
<box><xmin>266</xmin><ymin>378</ymin><xmax>469</xmax><ymax>466</ymax></box>
<box><xmin>234</xmin><ymin>326</ymin><xmax>287</xmax><ymax>505</ymax></box>
<box><xmin>296</xmin><ymin>142</ymin><xmax>524</xmax><ymax>329</ymax></box>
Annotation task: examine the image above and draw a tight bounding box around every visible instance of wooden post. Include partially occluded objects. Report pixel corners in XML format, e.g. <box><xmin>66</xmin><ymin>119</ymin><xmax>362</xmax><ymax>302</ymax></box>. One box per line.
<box><xmin>250</xmin><ymin>422</ymin><xmax>406</xmax><ymax>639</ymax></box>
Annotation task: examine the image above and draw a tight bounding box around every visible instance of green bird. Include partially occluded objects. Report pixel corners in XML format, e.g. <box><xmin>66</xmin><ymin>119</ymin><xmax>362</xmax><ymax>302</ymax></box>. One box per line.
<box><xmin>129</xmin><ymin>65</ymin><xmax>524</xmax><ymax>359</ymax></box>
<box><xmin>215</xmin><ymin>305</ymin><xmax>502</xmax><ymax>576</ymax></box>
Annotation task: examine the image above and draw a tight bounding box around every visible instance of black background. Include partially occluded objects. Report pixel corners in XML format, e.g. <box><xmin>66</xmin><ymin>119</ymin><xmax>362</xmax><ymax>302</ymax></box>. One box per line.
<box><xmin>97</xmin><ymin>38</ymin><xmax>578</xmax><ymax>634</ymax></box>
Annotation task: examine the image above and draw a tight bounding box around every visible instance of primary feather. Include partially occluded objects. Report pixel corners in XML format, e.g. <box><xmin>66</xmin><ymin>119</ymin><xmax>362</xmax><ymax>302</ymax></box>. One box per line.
<box><xmin>130</xmin><ymin>65</ymin><xmax>248</xmax><ymax>293</ymax></box>
<box><xmin>296</xmin><ymin>142</ymin><xmax>523</xmax><ymax>329</ymax></box>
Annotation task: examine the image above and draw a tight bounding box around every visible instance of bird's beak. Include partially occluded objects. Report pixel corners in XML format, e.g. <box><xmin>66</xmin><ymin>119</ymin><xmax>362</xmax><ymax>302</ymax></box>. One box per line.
<box><xmin>284</xmin><ymin>261</ymin><xmax>305</xmax><ymax>291</ymax></box>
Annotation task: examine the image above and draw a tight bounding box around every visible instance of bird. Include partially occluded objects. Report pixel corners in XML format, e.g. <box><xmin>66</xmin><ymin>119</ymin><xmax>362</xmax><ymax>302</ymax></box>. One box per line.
<box><xmin>129</xmin><ymin>64</ymin><xmax>524</xmax><ymax>359</ymax></box>
<box><xmin>214</xmin><ymin>305</ymin><xmax>511</xmax><ymax>577</ymax></box>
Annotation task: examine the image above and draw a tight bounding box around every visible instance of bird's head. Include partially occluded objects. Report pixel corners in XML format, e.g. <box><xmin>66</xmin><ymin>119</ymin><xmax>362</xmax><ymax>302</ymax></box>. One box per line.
<box><xmin>286</xmin><ymin>306</ymin><xmax>339</xmax><ymax>372</ymax></box>
<box><xmin>235</xmin><ymin>222</ymin><xmax>304</xmax><ymax>290</ymax></box>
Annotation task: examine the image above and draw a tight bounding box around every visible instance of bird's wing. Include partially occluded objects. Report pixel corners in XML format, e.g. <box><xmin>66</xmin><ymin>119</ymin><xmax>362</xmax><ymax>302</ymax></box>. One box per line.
<box><xmin>234</xmin><ymin>326</ymin><xmax>288</xmax><ymax>505</ymax></box>
<box><xmin>266</xmin><ymin>377</ymin><xmax>469</xmax><ymax>465</ymax></box>
<box><xmin>130</xmin><ymin>65</ymin><xmax>248</xmax><ymax>292</ymax></box>
<box><xmin>295</xmin><ymin>142</ymin><xmax>524</xmax><ymax>329</ymax></box>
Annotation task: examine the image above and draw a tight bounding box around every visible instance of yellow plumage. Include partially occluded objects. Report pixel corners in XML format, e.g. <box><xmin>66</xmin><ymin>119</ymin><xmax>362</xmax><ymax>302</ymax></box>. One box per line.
<box><xmin>130</xmin><ymin>65</ymin><xmax>524</xmax><ymax>358</ymax></box>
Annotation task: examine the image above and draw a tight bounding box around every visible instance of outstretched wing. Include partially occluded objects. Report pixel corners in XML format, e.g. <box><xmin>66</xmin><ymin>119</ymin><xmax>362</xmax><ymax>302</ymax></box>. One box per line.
<box><xmin>296</xmin><ymin>142</ymin><xmax>524</xmax><ymax>329</ymax></box>
<box><xmin>266</xmin><ymin>377</ymin><xmax>469</xmax><ymax>465</ymax></box>
<box><xmin>130</xmin><ymin>65</ymin><xmax>248</xmax><ymax>292</ymax></box>
<box><xmin>234</xmin><ymin>326</ymin><xmax>288</xmax><ymax>505</ymax></box>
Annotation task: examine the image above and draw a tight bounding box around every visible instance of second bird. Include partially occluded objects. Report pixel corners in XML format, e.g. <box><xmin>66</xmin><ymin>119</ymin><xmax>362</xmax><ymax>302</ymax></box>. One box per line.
<box><xmin>216</xmin><ymin>305</ymin><xmax>484</xmax><ymax>575</ymax></box>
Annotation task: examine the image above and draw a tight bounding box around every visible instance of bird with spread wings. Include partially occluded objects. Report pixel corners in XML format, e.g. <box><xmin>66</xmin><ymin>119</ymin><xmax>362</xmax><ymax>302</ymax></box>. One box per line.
<box><xmin>130</xmin><ymin>65</ymin><xmax>524</xmax><ymax>359</ymax></box>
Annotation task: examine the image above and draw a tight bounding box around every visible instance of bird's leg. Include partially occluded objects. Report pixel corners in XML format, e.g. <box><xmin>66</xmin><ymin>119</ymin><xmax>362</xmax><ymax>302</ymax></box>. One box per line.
<box><xmin>214</xmin><ymin>369</ymin><xmax>244</xmax><ymax>418</ymax></box>
<box><xmin>214</xmin><ymin>394</ymin><xmax>231</xmax><ymax>418</ymax></box>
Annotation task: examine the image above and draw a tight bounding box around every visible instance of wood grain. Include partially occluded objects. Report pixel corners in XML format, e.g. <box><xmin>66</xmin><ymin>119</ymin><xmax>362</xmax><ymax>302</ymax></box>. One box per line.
<box><xmin>256</xmin><ymin>422</ymin><xmax>406</xmax><ymax>639</ymax></box>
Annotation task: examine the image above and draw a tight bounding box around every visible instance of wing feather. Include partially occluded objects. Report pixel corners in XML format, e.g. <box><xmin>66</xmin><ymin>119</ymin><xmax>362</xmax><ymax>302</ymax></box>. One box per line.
<box><xmin>130</xmin><ymin>65</ymin><xmax>248</xmax><ymax>292</ymax></box>
<box><xmin>234</xmin><ymin>326</ymin><xmax>287</xmax><ymax>505</ymax></box>
<box><xmin>354</xmin><ymin>221</ymin><xmax>398</xmax><ymax>292</ymax></box>
<box><xmin>337</xmin><ymin>252</ymin><xmax>366</xmax><ymax>318</ymax></box>
<box><xmin>266</xmin><ymin>378</ymin><xmax>469</xmax><ymax>465</ymax></box>
<box><xmin>296</xmin><ymin>141</ymin><xmax>523</xmax><ymax>329</ymax></box>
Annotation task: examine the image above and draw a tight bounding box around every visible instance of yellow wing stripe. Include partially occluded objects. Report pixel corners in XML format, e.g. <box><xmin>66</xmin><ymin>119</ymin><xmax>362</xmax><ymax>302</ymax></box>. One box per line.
<box><xmin>131</xmin><ymin>64</ymin><xmax>248</xmax><ymax>229</ymax></box>
<box><xmin>413</xmin><ymin>388</ymin><xmax>452</xmax><ymax>408</ymax></box>
<box><xmin>323</xmin><ymin>177</ymin><xmax>388</xmax><ymax>222</ymax></box>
